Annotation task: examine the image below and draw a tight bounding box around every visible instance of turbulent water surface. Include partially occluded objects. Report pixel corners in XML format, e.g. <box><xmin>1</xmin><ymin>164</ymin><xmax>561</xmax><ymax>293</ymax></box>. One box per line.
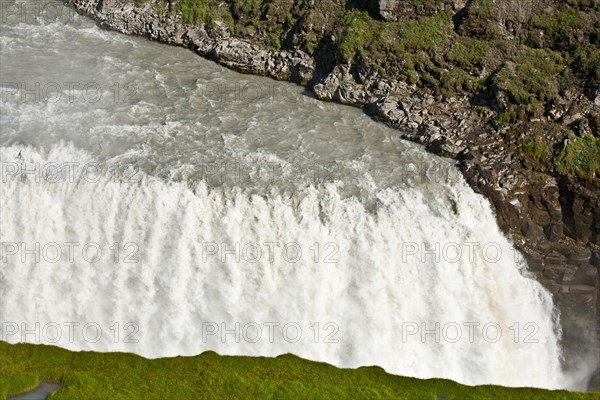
<box><xmin>0</xmin><ymin>0</ymin><xmax>570</xmax><ymax>389</ymax></box>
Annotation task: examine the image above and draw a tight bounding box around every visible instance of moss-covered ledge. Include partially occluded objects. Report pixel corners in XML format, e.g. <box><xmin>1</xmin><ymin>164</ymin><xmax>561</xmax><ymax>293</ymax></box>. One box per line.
<box><xmin>1</xmin><ymin>342</ymin><xmax>599</xmax><ymax>399</ymax></box>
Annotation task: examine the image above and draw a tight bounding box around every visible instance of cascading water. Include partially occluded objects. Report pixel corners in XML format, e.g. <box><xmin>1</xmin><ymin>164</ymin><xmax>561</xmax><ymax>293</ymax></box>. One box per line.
<box><xmin>0</xmin><ymin>0</ymin><xmax>567</xmax><ymax>390</ymax></box>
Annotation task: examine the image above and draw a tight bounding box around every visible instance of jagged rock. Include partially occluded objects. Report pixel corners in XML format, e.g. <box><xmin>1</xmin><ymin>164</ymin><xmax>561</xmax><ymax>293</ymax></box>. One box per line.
<box><xmin>568</xmin><ymin>248</ymin><xmax>593</xmax><ymax>264</ymax></box>
<box><xmin>373</xmin><ymin>0</ymin><xmax>467</xmax><ymax>21</ymax></box>
<box><xmin>425</xmin><ymin>137</ymin><xmax>465</xmax><ymax>158</ymax></box>
<box><xmin>364</xmin><ymin>97</ymin><xmax>408</xmax><ymax>126</ymax></box>
<box><xmin>458</xmin><ymin>0</ymin><xmax>557</xmax><ymax>39</ymax></box>
<box><xmin>377</xmin><ymin>0</ymin><xmax>403</xmax><ymax>21</ymax></box>
<box><xmin>592</xmin><ymin>251</ymin><xmax>600</xmax><ymax>267</ymax></box>
<box><xmin>334</xmin><ymin>82</ymin><xmax>370</xmax><ymax>106</ymax></box>
<box><xmin>290</xmin><ymin>56</ymin><xmax>314</xmax><ymax>86</ymax></box>
<box><xmin>586</xmin><ymin>86</ymin><xmax>600</xmax><ymax>106</ymax></box>
<box><xmin>523</xmin><ymin>221</ymin><xmax>547</xmax><ymax>243</ymax></box>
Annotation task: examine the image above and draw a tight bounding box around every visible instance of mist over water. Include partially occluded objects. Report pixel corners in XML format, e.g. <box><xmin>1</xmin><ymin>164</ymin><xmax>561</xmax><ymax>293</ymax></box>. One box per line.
<box><xmin>0</xmin><ymin>0</ymin><xmax>571</xmax><ymax>389</ymax></box>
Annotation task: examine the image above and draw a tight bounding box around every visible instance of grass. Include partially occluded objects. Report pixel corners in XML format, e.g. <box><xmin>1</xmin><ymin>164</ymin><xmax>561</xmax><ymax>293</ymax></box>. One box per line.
<box><xmin>1</xmin><ymin>342</ymin><xmax>599</xmax><ymax>399</ymax></box>
<box><xmin>338</xmin><ymin>11</ymin><xmax>455</xmax><ymax>90</ymax></box>
<box><xmin>528</xmin><ymin>10</ymin><xmax>587</xmax><ymax>51</ymax></box>
<box><xmin>573</xmin><ymin>44</ymin><xmax>600</xmax><ymax>85</ymax></box>
<box><xmin>458</xmin><ymin>0</ymin><xmax>498</xmax><ymax>39</ymax></box>
<box><xmin>171</xmin><ymin>0</ymin><xmax>234</xmax><ymax>28</ymax></box>
<box><xmin>173</xmin><ymin>0</ymin><xmax>214</xmax><ymax>26</ymax></box>
<box><xmin>495</xmin><ymin>47</ymin><xmax>566</xmax><ymax>108</ymax></box>
<box><xmin>445</xmin><ymin>37</ymin><xmax>491</xmax><ymax>74</ymax></box>
<box><xmin>520</xmin><ymin>140</ymin><xmax>554</xmax><ymax>170</ymax></box>
<box><xmin>339</xmin><ymin>10</ymin><xmax>374</xmax><ymax>61</ymax></box>
<box><xmin>557</xmin><ymin>134</ymin><xmax>600</xmax><ymax>180</ymax></box>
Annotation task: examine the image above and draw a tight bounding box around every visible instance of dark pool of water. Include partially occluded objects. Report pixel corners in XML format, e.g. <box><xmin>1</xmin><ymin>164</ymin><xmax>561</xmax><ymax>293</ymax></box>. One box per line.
<box><xmin>9</xmin><ymin>382</ymin><xmax>62</xmax><ymax>400</ymax></box>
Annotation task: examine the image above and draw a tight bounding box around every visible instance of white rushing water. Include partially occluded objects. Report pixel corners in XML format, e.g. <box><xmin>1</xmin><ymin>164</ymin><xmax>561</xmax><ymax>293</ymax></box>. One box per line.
<box><xmin>0</xmin><ymin>0</ymin><xmax>569</xmax><ymax>389</ymax></box>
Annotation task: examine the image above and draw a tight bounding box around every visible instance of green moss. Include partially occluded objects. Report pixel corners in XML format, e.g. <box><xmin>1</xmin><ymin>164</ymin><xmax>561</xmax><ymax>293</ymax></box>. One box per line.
<box><xmin>529</xmin><ymin>10</ymin><xmax>587</xmax><ymax>50</ymax></box>
<box><xmin>498</xmin><ymin>111</ymin><xmax>517</xmax><ymax>125</ymax></box>
<box><xmin>520</xmin><ymin>141</ymin><xmax>553</xmax><ymax>169</ymax></box>
<box><xmin>172</xmin><ymin>0</ymin><xmax>234</xmax><ymax>28</ymax></box>
<box><xmin>573</xmin><ymin>44</ymin><xmax>600</xmax><ymax>85</ymax></box>
<box><xmin>439</xmin><ymin>68</ymin><xmax>480</xmax><ymax>97</ymax></box>
<box><xmin>565</xmin><ymin>0</ymin><xmax>600</xmax><ymax>10</ymax></box>
<box><xmin>339</xmin><ymin>11</ymin><xmax>453</xmax><ymax>60</ymax></box>
<box><xmin>234</xmin><ymin>0</ymin><xmax>262</xmax><ymax>16</ymax></box>
<box><xmin>155</xmin><ymin>0</ymin><xmax>166</xmax><ymax>16</ymax></box>
<box><xmin>338</xmin><ymin>11</ymin><xmax>454</xmax><ymax>91</ymax></box>
<box><xmin>446</xmin><ymin>37</ymin><xmax>491</xmax><ymax>74</ymax></box>
<box><xmin>468</xmin><ymin>0</ymin><xmax>495</xmax><ymax>18</ymax></box>
<box><xmin>459</xmin><ymin>0</ymin><xmax>499</xmax><ymax>40</ymax></box>
<box><xmin>339</xmin><ymin>10</ymin><xmax>375</xmax><ymax>61</ymax></box>
<box><xmin>411</xmin><ymin>0</ymin><xmax>447</xmax><ymax>15</ymax></box>
<box><xmin>495</xmin><ymin>48</ymin><xmax>567</xmax><ymax>110</ymax></box>
<box><xmin>271</xmin><ymin>34</ymin><xmax>281</xmax><ymax>50</ymax></box>
<box><xmin>398</xmin><ymin>12</ymin><xmax>452</xmax><ymax>53</ymax></box>
<box><xmin>1</xmin><ymin>342</ymin><xmax>599</xmax><ymax>400</ymax></box>
<box><xmin>2</xmin><ymin>372</ymin><xmax>38</xmax><ymax>398</ymax></box>
<box><xmin>514</xmin><ymin>122</ymin><xmax>600</xmax><ymax>180</ymax></box>
<box><xmin>175</xmin><ymin>0</ymin><xmax>214</xmax><ymax>26</ymax></box>
<box><xmin>557</xmin><ymin>134</ymin><xmax>600</xmax><ymax>180</ymax></box>
<box><xmin>530</xmin><ymin>10</ymin><xmax>584</xmax><ymax>33</ymax></box>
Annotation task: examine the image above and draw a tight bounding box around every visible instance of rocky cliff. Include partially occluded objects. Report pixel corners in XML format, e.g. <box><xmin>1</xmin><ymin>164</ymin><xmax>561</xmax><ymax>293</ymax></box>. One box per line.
<box><xmin>63</xmin><ymin>0</ymin><xmax>599</xmax><ymax>389</ymax></box>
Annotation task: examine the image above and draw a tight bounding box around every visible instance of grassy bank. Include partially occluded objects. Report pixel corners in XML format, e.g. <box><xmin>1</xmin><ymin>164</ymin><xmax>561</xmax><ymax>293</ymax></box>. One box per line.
<box><xmin>1</xmin><ymin>342</ymin><xmax>598</xmax><ymax>399</ymax></box>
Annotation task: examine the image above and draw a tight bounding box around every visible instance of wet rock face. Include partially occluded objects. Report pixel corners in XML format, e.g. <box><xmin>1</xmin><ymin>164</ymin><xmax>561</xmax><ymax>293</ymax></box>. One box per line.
<box><xmin>559</xmin><ymin>178</ymin><xmax>600</xmax><ymax>245</ymax></box>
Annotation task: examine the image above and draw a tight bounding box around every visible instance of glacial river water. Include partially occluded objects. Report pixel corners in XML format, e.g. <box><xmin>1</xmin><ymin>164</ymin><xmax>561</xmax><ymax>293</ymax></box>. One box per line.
<box><xmin>0</xmin><ymin>0</ymin><xmax>572</xmax><ymax>389</ymax></box>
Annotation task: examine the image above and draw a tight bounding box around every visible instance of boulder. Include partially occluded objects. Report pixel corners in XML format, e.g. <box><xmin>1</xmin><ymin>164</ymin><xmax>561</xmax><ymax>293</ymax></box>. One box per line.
<box><xmin>372</xmin><ymin>0</ymin><xmax>467</xmax><ymax>21</ymax></box>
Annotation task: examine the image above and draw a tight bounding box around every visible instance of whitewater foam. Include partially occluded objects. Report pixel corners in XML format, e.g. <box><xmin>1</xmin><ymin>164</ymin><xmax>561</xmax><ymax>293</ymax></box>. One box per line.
<box><xmin>1</xmin><ymin>144</ymin><xmax>565</xmax><ymax>388</ymax></box>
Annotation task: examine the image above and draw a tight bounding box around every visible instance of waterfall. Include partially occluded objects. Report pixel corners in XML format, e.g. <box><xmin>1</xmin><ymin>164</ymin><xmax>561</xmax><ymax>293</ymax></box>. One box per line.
<box><xmin>0</xmin><ymin>144</ymin><xmax>564</xmax><ymax>388</ymax></box>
